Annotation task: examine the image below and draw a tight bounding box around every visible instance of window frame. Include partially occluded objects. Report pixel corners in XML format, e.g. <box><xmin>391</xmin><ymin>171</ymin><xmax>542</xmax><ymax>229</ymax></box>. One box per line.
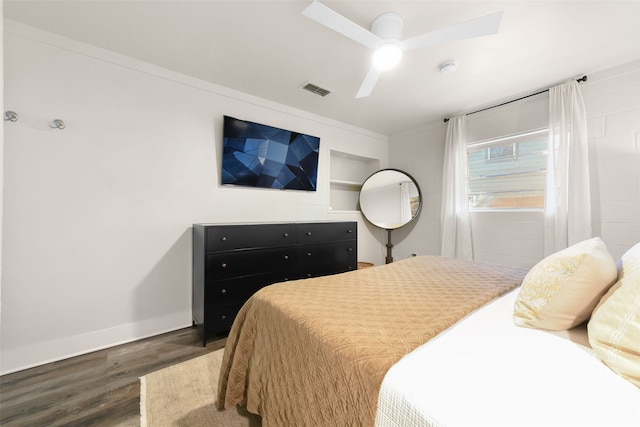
<box><xmin>466</xmin><ymin>128</ymin><xmax>549</xmax><ymax>212</ymax></box>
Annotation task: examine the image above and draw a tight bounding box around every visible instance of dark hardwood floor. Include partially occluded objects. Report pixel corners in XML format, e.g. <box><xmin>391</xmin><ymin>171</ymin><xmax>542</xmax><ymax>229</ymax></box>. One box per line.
<box><xmin>0</xmin><ymin>327</ymin><xmax>226</xmax><ymax>426</ymax></box>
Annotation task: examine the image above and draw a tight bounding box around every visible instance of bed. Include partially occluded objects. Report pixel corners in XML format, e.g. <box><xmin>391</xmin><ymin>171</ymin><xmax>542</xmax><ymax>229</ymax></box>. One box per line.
<box><xmin>216</xmin><ymin>255</ymin><xmax>527</xmax><ymax>426</ymax></box>
<box><xmin>375</xmin><ymin>288</ymin><xmax>640</xmax><ymax>427</ymax></box>
<box><xmin>216</xmin><ymin>241</ymin><xmax>640</xmax><ymax>427</ymax></box>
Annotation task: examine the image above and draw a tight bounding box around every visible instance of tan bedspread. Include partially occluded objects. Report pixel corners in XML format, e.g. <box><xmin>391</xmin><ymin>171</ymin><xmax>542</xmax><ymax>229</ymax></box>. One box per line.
<box><xmin>216</xmin><ymin>256</ymin><xmax>527</xmax><ymax>427</ymax></box>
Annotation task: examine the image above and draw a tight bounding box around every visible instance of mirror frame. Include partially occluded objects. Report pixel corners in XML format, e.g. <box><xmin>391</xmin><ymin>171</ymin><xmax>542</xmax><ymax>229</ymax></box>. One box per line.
<box><xmin>359</xmin><ymin>168</ymin><xmax>422</xmax><ymax>231</ymax></box>
<box><xmin>359</xmin><ymin>169</ymin><xmax>422</xmax><ymax>264</ymax></box>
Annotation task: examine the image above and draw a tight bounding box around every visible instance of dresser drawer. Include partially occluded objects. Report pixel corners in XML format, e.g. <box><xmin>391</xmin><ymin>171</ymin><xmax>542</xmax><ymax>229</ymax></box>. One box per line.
<box><xmin>205</xmin><ymin>303</ymin><xmax>243</xmax><ymax>334</ymax></box>
<box><xmin>206</xmin><ymin>223</ymin><xmax>297</xmax><ymax>252</ymax></box>
<box><xmin>299</xmin><ymin>241</ymin><xmax>357</xmax><ymax>278</ymax></box>
<box><xmin>299</xmin><ymin>241</ymin><xmax>356</xmax><ymax>268</ymax></box>
<box><xmin>298</xmin><ymin>222</ymin><xmax>356</xmax><ymax>245</ymax></box>
<box><xmin>206</xmin><ymin>271</ymin><xmax>297</xmax><ymax>306</ymax></box>
<box><xmin>300</xmin><ymin>260</ymin><xmax>356</xmax><ymax>278</ymax></box>
<box><xmin>299</xmin><ymin>241</ymin><xmax>356</xmax><ymax>265</ymax></box>
<box><xmin>206</xmin><ymin>247</ymin><xmax>298</xmax><ymax>280</ymax></box>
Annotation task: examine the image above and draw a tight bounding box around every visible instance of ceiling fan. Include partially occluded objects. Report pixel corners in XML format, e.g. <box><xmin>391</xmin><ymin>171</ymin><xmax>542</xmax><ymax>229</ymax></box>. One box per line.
<box><xmin>302</xmin><ymin>1</ymin><xmax>503</xmax><ymax>98</ymax></box>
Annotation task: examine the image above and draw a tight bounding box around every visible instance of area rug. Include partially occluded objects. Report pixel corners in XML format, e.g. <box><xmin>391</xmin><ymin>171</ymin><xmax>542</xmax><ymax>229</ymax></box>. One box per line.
<box><xmin>140</xmin><ymin>349</ymin><xmax>261</xmax><ymax>426</ymax></box>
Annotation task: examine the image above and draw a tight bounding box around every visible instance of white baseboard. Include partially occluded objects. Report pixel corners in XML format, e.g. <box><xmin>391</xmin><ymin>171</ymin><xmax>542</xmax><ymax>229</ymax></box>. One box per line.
<box><xmin>0</xmin><ymin>311</ymin><xmax>192</xmax><ymax>375</ymax></box>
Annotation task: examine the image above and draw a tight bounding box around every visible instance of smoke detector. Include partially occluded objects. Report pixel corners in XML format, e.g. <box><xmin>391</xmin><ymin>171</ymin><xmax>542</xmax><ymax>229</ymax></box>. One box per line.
<box><xmin>439</xmin><ymin>61</ymin><xmax>458</xmax><ymax>74</ymax></box>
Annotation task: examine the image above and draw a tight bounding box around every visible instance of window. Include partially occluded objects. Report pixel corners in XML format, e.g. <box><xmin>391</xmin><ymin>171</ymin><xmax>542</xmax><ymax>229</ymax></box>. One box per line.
<box><xmin>467</xmin><ymin>129</ymin><xmax>548</xmax><ymax>210</ymax></box>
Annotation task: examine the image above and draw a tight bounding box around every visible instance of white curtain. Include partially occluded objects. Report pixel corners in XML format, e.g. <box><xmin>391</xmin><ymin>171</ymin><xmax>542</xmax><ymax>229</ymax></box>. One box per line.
<box><xmin>399</xmin><ymin>181</ymin><xmax>412</xmax><ymax>224</ymax></box>
<box><xmin>440</xmin><ymin>115</ymin><xmax>473</xmax><ymax>259</ymax></box>
<box><xmin>544</xmin><ymin>80</ymin><xmax>591</xmax><ymax>255</ymax></box>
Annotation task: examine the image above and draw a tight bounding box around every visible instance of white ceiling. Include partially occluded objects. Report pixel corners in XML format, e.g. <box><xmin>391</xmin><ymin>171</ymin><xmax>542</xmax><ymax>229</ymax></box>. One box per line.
<box><xmin>4</xmin><ymin>0</ymin><xmax>640</xmax><ymax>136</ymax></box>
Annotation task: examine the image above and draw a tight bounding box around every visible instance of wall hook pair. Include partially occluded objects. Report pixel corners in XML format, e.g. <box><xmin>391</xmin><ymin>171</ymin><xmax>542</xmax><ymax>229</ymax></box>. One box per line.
<box><xmin>4</xmin><ymin>111</ymin><xmax>66</xmax><ymax>129</ymax></box>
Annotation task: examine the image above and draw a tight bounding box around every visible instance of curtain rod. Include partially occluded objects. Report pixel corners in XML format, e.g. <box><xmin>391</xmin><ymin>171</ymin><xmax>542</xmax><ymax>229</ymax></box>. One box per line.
<box><xmin>443</xmin><ymin>75</ymin><xmax>587</xmax><ymax>123</ymax></box>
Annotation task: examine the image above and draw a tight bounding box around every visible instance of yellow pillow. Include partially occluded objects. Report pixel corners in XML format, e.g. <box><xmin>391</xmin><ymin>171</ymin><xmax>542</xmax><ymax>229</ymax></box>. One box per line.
<box><xmin>513</xmin><ymin>237</ymin><xmax>617</xmax><ymax>330</ymax></box>
<box><xmin>588</xmin><ymin>242</ymin><xmax>640</xmax><ymax>387</ymax></box>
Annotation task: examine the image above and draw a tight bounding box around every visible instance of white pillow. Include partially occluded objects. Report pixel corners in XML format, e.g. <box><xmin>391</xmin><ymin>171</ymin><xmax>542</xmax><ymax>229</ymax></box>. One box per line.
<box><xmin>588</xmin><ymin>242</ymin><xmax>640</xmax><ymax>387</ymax></box>
<box><xmin>513</xmin><ymin>237</ymin><xmax>617</xmax><ymax>331</ymax></box>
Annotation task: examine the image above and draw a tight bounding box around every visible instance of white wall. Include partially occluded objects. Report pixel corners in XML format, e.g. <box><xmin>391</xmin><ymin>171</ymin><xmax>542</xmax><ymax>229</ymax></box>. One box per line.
<box><xmin>0</xmin><ymin>21</ymin><xmax>388</xmax><ymax>374</ymax></box>
<box><xmin>0</xmin><ymin>4</ymin><xmax>4</xmax><ymax>318</ymax></box>
<box><xmin>389</xmin><ymin>60</ymin><xmax>640</xmax><ymax>267</ymax></box>
<box><xmin>388</xmin><ymin>124</ymin><xmax>446</xmax><ymax>260</ymax></box>
<box><xmin>586</xmin><ymin>61</ymin><xmax>640</xmax><ymax>259</ymax></box>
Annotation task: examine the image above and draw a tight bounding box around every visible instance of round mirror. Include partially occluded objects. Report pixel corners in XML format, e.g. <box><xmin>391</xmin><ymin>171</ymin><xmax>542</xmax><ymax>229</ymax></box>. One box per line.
<box><xmin>359</xmin><ymin>169</ymin><xmax>422</xmax><ymax>230</ymax></box>
<box><xmin>359</xmin><ymin>169</ymin><xmax>422</xmax><ymax>264</ymax></box>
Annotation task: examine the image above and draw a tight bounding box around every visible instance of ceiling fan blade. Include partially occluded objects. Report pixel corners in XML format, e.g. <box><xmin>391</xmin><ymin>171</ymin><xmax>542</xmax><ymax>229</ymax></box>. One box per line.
<box><xmin>400</xmin><ymin>11</ymin><xmax>503</xmax><ymax>51</ymax></box>
<box><xmin>355</xmin><ymin>67</ymin><xmax>383</xmax><ymax>98</ymax></box>
<box><xmin>302</xmin><ymin>1</ymin><xmax>382</xmax><ymax>49</ymax></box>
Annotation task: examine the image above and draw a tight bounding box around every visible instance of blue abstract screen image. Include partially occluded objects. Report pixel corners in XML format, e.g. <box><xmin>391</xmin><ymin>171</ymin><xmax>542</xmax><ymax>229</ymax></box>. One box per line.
<box><xmin>222</xmin><ymin>116</ymin><xmax>320</xmax><ymax>191</ymax></box>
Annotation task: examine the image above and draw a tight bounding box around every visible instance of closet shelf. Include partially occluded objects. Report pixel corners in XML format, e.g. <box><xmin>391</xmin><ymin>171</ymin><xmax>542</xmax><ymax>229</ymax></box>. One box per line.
<box><xmin>328</xmin><ymin>209</ymin><xmax>360</xmax><ymax>214</ymax></box>
<box><xmin>330</xmin><ymin>179</ymin><xmax>363</xmax><ymax>188</ymax></box>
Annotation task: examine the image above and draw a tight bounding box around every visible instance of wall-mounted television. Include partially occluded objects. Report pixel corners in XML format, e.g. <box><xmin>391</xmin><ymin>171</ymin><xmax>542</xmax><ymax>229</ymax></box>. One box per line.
<box><xmin>221</xmin><ymin>116</ymin><xmax>320</xmax><ymax>191</ymax></box>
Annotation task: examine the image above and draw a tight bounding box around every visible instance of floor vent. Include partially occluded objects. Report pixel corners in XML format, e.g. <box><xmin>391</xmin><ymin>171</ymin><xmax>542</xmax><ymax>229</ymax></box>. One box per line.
<box><xmin>301</xmin><ymin>82</ymin><xmax>331</xmax><ymax>97</ymax></box>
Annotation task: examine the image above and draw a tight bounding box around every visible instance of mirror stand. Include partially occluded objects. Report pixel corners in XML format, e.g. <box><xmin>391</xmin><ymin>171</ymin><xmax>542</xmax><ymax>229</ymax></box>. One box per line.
<box><xmin>386</xmin><ymin>229</ymin><xmax>394</xmax><ymax>264</ymax></box>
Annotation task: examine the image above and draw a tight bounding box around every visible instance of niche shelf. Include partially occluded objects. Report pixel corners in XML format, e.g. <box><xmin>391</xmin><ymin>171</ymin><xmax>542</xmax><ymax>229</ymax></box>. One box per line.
<box><xmin>329</xmin><ymin>150</ymin><xmax>380</xmax><ymax>212</ymax></box>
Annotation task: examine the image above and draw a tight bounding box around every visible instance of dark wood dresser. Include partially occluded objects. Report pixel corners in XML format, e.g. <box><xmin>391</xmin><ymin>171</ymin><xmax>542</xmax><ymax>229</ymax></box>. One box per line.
<box><xmin>192</xmin><ymin>221</ymin><xmax>357</xmax><ymax>345</ymax></box>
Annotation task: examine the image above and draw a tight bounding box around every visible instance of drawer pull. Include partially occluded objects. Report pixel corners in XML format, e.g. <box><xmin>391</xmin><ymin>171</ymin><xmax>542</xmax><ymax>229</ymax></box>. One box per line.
<box><xmin>221</xmin><ymin>315</ymin><xmax>227</xmax><ymax>320</ymax></box>
<box><xmin>307</xmin><ymin>273</ymin><xmax>312</xmax><ymax>277</ymax></box>
<box><xmin>307</xmin><ymin>252</ymin><xmax>312</xmax><ymax>256</ymax></box>
<box><xmin>347</xmin><ymin>247</ymin><xmax>353</xmax><ymax>252</ymax></box>
<box><xmin>306</xmin><ymin>231</ymin><xmax>312</xmax><ymax>236</ymax></box>
<box><xmin>220</xmin><ymin>236</ymin><xmax>227</xmax><ymax>241</ymax></box>
<box><xmin>347</xmin><ymin>229</ymin><xmax>353</xmax><ymax>233</ymax></box>
<box><xmin>284</xmin><ymin>255</ymin><xmax>289</xmax><ymax>260</ymax></box>
<box><xmin>221</xmin><ymin>289</ymin><xmax>227</xmax><ymax>294</ymax></box>
<box><xmin>221</xmin><ymin>263</ymin><xmax>227</xmax><ymax>268</ymax></box>
<box><xmin>283</xmin><ymin>233</ymin><xmax>289</xmax><ymax>237</ymax></box>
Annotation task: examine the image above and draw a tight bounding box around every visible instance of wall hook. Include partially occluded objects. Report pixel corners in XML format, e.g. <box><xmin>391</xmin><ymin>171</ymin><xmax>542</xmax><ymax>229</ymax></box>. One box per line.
<box><xmin>4</xmin><ymin>111</ymin><xmax>19</xmax><ymax>122</ymax></box>
<box><xmin>49</xmin><ymin>119</ymin><xmax>65</xmax><ymax>130</ymax></box>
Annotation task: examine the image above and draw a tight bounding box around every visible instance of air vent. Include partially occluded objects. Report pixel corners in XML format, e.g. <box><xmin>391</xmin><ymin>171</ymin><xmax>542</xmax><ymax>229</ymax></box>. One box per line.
<box><xmin>301</xmin><ymin>82</ymin><xmax>331</xmax><ymax>97</ymax></box>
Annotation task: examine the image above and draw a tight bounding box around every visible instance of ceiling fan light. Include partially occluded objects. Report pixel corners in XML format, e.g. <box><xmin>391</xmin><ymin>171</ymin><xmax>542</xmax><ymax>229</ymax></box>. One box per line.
<box><xmin>373</xmin><ymin>42</ymin><xmax>402</xmax><ymax>70</ymax></box>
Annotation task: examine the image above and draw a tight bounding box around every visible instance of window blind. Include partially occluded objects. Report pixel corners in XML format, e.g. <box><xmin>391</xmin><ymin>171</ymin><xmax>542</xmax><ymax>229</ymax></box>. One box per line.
<box><xmin>467</xmin><ymin>129</ymin><xmax>548</xmax><ymax>209</ymax></box>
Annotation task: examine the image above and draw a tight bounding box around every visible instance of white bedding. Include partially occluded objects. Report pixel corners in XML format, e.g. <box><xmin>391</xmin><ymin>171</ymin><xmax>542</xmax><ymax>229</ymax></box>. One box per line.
<box><xmin>375</xmin><ymin>288</ymin><xmax>640</xmax><ymax>427</ymax></box>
